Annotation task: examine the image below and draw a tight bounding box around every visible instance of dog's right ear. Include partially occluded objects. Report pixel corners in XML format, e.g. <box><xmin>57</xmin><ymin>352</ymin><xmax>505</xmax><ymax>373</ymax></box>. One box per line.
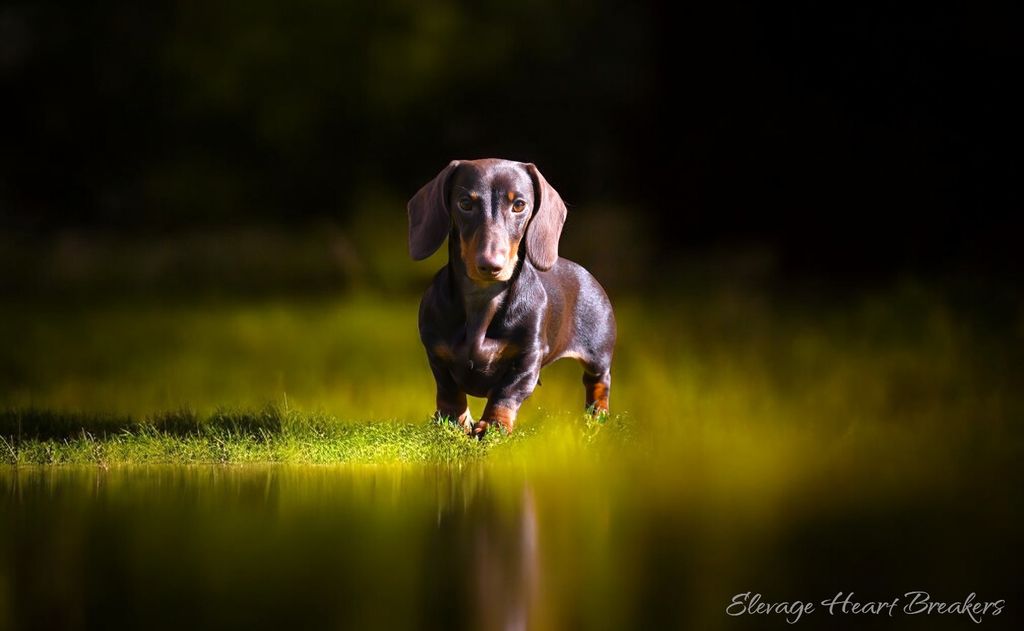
<box><xmin>408</xmin><ymin>160</ymin><xmax>460</xmax><ymax>260</ymax></box>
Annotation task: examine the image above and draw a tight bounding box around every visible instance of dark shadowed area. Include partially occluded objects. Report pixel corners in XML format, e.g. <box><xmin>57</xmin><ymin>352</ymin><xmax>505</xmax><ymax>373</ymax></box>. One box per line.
<box><xmin>2</xmin><ymin>1</ymin><xmax>1021</xmax><ymax>284</ymax></box>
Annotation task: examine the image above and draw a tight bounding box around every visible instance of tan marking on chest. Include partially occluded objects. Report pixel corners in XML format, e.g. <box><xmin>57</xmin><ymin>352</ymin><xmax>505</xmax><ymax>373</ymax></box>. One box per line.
<box><xmin>432</xmin><ymin>344</ymin><xmax>456</xmax><ymax>361</ymax></box>
<box><xmin>435</xmin><ymin>339</ymin><xmax>519</xmax><ymax>369</ymax></box>
<box><xmin>555</xmin><ymin>350</ymin><xmax>586</xmax><ymax>362</ymax></box>
<box><xmin>468</xmin><ymin>339</ymin><xmax>519</xmax><ymax>370</ymax></box>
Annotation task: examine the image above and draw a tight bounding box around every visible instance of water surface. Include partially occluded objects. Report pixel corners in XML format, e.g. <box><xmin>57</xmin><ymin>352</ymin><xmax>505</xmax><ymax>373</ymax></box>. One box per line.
<box><xmin>2</xmin><ymin>461</ymin><xmax>1018</xmax><ymax>630</ymax></box>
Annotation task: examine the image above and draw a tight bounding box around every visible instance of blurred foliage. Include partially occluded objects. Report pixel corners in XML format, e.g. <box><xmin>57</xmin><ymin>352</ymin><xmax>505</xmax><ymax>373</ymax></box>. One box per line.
<box><xmin>3</xmin><ymin>1</ymin><xmax>1019</xmax><ymax>278</ymax></box>
<box><xmin>2</xmin><ymin>0</ymin><xmax>653</xmax><ymax>227</ymax></box>
<box><xmin>2</xmin><ymin>280</ymin><xmax>1020</xmax><ymax>434</ymax></box>
<box><xmin>0</xmin><ymin>204</ymin><xmax>658</xmax><ymax>299</ymax></box>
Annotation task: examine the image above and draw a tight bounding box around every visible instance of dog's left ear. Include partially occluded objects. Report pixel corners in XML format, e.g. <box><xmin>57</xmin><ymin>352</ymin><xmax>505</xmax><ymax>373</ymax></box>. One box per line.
<box><xmin>524</xmin><ymin>163</ymin><xmax>567</xmax><ymax>271</ymax></box>
<box><xmin>408</xmin><ymin>160</ymin><xmax>460</xmax><ymax>260</ymax></box>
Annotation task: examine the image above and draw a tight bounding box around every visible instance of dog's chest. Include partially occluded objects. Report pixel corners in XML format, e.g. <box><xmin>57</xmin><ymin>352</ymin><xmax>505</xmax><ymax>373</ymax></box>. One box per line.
<box><xmin>433</xmin><ymin>333</ymin><xmax>519</xmax><ymax>385</ymax></box>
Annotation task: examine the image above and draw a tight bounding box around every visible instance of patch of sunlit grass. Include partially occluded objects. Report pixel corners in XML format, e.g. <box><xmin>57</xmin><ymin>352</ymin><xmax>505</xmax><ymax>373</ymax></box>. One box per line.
<box><xmin>1</xmin><ymin>283</ymin><xmax>1020</xmax><ymax>493</ymax></box>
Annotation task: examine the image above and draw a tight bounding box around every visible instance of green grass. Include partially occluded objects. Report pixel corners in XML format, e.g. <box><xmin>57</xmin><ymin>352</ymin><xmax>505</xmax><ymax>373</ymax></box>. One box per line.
<box><xmin>1</xmin><ymin>280</ymin><xmax>1021</xmax><ymax>476</ymax></box>
<box><xmin>0</xmin><ymin>405</ymin><xmax>633</xmax><ymax>466</ymax></box>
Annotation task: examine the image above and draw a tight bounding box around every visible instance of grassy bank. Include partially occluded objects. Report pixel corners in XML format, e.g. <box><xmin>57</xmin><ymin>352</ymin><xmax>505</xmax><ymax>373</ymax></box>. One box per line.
<box><xmin>2</xmin><ymin>283</ymin><xmax>1021</xmax><ymax>473</ymax></box>
<box><xmin>0</xmin><ymin>406</ymin><xmax>628</xmax><ymax>466</ymax></box>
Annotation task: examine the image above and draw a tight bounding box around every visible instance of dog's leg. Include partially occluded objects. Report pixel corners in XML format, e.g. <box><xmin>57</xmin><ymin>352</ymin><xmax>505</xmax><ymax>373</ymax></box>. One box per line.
<box><xmin>473</xmin><ymin>351</ymin><xmax>542</xmax><ymax>438</ymax></box>
<box><xmin>583</xmin><ymin>369</ymin><xmax>611</xmax><ymax>415</ymax></box>
<box><xmin>428</xmin><ymin>355</ymin><xmax>473</xmax><ymax>432</ymax></box>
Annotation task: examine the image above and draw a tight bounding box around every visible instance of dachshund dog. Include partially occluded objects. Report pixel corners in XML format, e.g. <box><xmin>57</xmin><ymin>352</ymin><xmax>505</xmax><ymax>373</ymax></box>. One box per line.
<box><xmin>408</xmin><ymin>159</ymin><xmax>616</xmax><ymax>437</ymax></box>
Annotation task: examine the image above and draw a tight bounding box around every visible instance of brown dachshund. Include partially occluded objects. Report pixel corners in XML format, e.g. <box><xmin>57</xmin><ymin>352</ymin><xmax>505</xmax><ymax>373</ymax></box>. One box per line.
<box><xmin>408</xmin><ymin>159</ymin><xmax>616</xmax><ymax>437</ymax></box>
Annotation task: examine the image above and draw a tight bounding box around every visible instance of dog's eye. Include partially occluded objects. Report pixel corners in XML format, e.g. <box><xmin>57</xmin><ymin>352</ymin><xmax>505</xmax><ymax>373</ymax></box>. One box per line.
<box><xmin>457</xmin><ymin>198</ymin><xmax>474</xmax><ymax>212</ymax></box>
<box><xmin>512</xmin><ymin>199</ymin><xmax>527</xmax><ymax>213</ymax></box>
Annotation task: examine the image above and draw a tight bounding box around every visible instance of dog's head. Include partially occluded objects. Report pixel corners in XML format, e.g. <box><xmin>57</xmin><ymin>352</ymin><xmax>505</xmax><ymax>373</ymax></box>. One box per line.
<box><xmin>408</xmin><ymin>159</ymin><xmax>567</xmax><ymax>281</ymax></box>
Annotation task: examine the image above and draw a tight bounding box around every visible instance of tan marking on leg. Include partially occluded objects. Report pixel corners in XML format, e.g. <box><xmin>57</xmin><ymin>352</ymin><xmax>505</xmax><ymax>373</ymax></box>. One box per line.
<box><xmin>586</xmin><ymin>382</ymin><xmax>609</xmax><ymax>412</ymax></box>
<box><xmin>474</xmin><ymin>404</ymin><xmax>517</xmax><ymax>438</ymax></box>
<box><xmin>437</xmin><ymin>393</ymin><xmax>472</xmax><ymax>432</ymax></box>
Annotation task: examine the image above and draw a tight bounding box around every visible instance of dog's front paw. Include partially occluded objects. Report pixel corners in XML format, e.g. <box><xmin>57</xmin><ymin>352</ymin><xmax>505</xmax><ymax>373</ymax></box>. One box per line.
<box><xmin>472</xmin><ymin>412</ymin><xmax>515</xmax><ymax>440</ymax></box>
<box><xmin>457</xmin><ymin>409</ymin><xmax>474</xmax><ymax>433</ymax></box>
<box><xmin>435</xmin><ymin>408</ymin><xmax>474</xmax><ymax>434</ymax></box>
<box><xmin>471</xmin><ymin>419</ymin><xmax>490</xmax><ymax>439</ymax></box>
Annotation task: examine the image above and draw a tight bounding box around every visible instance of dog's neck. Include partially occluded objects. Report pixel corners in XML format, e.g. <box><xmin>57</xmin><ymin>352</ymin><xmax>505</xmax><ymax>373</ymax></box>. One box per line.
<box><xmin>447</xmin><ymin>237</ymin><xmax>517</xmax><ymax>349</ymax></box>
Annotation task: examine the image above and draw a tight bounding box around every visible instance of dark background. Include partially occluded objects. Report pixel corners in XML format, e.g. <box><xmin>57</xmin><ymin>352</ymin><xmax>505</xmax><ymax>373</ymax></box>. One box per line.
<box><xmin>2</xmin><ymin>1</ymin><xmax>1021</xmax><ymax>285</ymax></box>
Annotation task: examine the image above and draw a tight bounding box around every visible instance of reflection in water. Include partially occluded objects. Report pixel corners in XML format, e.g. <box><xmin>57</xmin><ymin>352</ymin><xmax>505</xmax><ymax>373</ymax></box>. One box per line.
<box><xmin>471</xmin><ymin>485</ymin><xmax>539</xmax><ymax>631</ymax></box>
<box><xmin>0</xmin><ymin>466</ymin><xmax>551</xmax><ymax>631</ymax></box>
<box><xmin>1</xmin><ymin>463</ymin><xmax>1019</xmax><ymax>630</ymax></box>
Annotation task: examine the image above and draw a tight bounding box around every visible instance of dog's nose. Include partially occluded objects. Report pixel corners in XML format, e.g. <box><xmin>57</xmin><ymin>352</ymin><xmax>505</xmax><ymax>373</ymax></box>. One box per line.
<box><xmin>476</xmin><ymin>235</ymin><xmax>510</xmax><ymax>277</ymax></box>
<box><xmin>476</xmin><ymin>254</ymin><xmax>507</xmax><ymax>276</ymax></box>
